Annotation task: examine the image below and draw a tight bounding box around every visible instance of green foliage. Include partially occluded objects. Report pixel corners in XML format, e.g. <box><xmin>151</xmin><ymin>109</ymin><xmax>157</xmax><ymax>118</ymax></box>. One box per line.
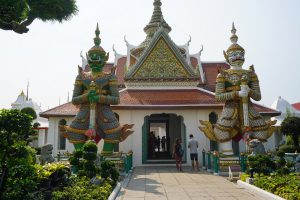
<box><xmin>69</xmin><ymin>149</ymin><xmax>83</xmax><ymax>166</ymax></box>
<box><xmin>0</xmin><ymin>0</ymin><xmax>78</xmax><ymax>34</ymax></box>
<box><xmin>81</xmin><ymin>141</ymin><xmax>98</xmax><ymax>178</ymax></box>
<box><xmin>0</xmin><ymin>109</ymin><xmax>33</xmax><ymax>141</ymax></box>
<box><xmin>83</xmin><ymin>140</ymin><xmax>98</xmax><ymax>153</ymax></box>
<box><xmin>35</xmin><ymin>162</ymin><xmax>71</xmax><ymax>191</ymax></box>
<box><xmin>0</xmin><ymin>109</ymin><xmax>41</xmax><ymax>199</ymax></box>
<box><xmin>279</xmin><ymin>145</ymin><xmax>300</xmax><ymax>153</ymax></box>
<box><xmin>240</xmin><ymin>173</ymin><xmax>250</xmax><ymax>182</ymax></box>
<box><xmin>281</xmin><ymin>117</ymin><xmax>300</xmax><ymax>147</ymax></box>
<box><xmin>1</xmin><ymin>143</ymin><xmax>41</xmax><ymax>200</ymax></box>
<box><xmin>52</xmin><ymin>176</ymin><xmax>113</xmax><ymax>200</ymax></box>
<box><xmin>27</xmin><ymin>0</ymin><xmax>78</xmax><ymax>22</ymax></box>
<box><xmin>286</xmin><ymin>135</ymin><xmax>294</xmax><ymax>145</ymax></box>
<box><xmin>0</xmin><ymin>0</ymin><xmax>29</xmax><ymax>23</ymax></box>
<box><xmin>21</xmin><ymin>107</ymin><xmax>37</xmax><ymax>120</ymax></box>
<box><xmin>101</xmin><ymin>160</ymin><xmax>120</xmax><ymax>185</ymax></box>
<box><xmin>254</xmin><ymin>174</ymin><xmax>300</xmax><ymax>200</ymax></box>
<box><xmin>69</xmin><ymin>141</ymin><xmax>99</xmax><ymax>178</ymax></box>
<box><xmin>247</xmin><ymin>154</ymin><xmax>276</xmax><ymax>176</ymax></box>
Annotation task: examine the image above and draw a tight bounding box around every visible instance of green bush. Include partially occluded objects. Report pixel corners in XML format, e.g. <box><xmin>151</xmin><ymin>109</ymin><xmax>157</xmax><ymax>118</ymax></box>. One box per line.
<box><xmin>286</xmin><ymin>135</ymin><xmax>294</xmax><ymax>145</ymax></box>
<box><xmin>52</xmin><ymin>176</ymin><xmax>112</xmax><ymax>200</ymax></box>
<box><xmin>83</xmin><ymin>140</ymin><xmax>98</xmax><ymax>153</ymax></box>
<box><xmin>101</xmin><ymin>160</ymin><xmax>120</xmax><ymax>185</ymax></box>
<box><xmin>247</xmin><ymin>154</ymin><xmax>276</xmax><ymax>176</ymax></box>
<box><xmin>254</xmin><ymin>174</ymin><xmax>300</xmax><ymax>200</ymax></box>
<box><xmin>1</xmin><ymin>143</ymin><xmax>42</xmax><ymax>200</ymax></box>
<box><xmin>36</xmin><ymin>162</ymin><xmax>70</xmax><ymax>188</ymax></box>
<box><xmin>21</xmin><ymin>107</ymin><xmax>37</xmax><ymax>120</ymax></box>
<box><xmin>279</xmin><ymin>145</ymin><xmax>300</xmax><ymax>153</ymax></box>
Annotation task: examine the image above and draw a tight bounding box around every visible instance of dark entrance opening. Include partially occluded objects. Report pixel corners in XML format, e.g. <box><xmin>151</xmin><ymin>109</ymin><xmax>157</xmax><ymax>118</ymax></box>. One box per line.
<box><xmin>142</xmin><ymin>113</ymin><xmax>186</xmax><ymax>164</ymax></box>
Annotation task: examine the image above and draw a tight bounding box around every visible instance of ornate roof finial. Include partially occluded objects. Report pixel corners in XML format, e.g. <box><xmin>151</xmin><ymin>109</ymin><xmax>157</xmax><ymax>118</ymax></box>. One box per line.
<box><xmin>144</xmin><ymin>0</ymin><xmax>171</xmax><ymax>34</ymax></box>
<box><xmin>94</xmin><ymin>23</ymin><xmax>101</xmax><ymax>46</ymax></box>
<box><xmin>230</xmin><ymin>22</ymin><xmax>238</xmax><ymax>44</ymax></box>
<box><xmin>226</xmin><ymin>22</ymin><xmax>244</xmax><ymax>53</ymax></box>
<box><xmin>88</xmin><ymin>23</ymin><xmax>107</xmax><ymax>59</ymax></box>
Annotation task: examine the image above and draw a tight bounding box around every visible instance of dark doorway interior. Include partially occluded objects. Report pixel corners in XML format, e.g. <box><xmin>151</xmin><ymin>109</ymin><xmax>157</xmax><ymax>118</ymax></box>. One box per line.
<box><xmin>148</xmin><ymin>121</ymin><xmax>171</xmax><ymax>160</ymax></box>
<box><xmin>143</xmin><ymin>113</ymin><xmax>185</xmax><ymax>163</ymax></box>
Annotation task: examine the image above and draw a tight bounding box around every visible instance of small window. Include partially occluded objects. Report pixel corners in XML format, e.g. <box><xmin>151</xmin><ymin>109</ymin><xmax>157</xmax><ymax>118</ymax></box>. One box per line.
<box><xmin>58</xmin><ymin>119</ymin><xmax>67</xmax><ymax>150</ymax></box>
<box><xmin>209</xmin><ymin>112</ymin><xmax>218</xmax><ymax>151</ymax></box>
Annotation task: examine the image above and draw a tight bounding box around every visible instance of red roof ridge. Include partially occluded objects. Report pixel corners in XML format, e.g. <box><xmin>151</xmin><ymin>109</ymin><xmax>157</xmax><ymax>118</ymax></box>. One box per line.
<box><xmin>292</xmin><ymin>102</ymin><xmax>300</xmax><ymax>111</ymax></box>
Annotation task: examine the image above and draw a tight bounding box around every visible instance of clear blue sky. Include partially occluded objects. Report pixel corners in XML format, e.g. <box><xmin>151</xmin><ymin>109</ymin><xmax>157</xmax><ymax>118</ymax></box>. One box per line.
<box><xmin>1</xmin><ymin>0</ymin><xmax>299</xmax><ymax>110</ymax></box>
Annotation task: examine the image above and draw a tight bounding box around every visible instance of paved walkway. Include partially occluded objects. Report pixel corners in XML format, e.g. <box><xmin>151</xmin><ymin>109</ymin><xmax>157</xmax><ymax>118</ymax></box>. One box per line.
<box><xmin>117</xmin><ymin>166</ymin><xmax>263</xmax><ymax>200</ymax></box>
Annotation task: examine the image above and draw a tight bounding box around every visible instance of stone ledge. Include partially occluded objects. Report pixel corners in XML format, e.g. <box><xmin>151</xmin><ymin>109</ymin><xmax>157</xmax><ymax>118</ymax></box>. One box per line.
<box><xmin>108</xmin><ymin>182</ymin><xmax>121</xmax><ymax>200</ymax></box>
<box><xmin>237</xmin><ymin>180</ymin><xmax>285</xmax><ymax>200</ymax></box>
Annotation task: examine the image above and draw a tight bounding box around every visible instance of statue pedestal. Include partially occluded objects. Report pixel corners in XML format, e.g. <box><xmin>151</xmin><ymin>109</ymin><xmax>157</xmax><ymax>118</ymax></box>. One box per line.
<box><xmin>219</xmin><ymin>140</ymin><xmax>234</xmax><ymax>156</ymax></box>
<box><xmin>218</xmin><ymin>156</ymin><xmax>240</xmax><ymax>176</ymax></box>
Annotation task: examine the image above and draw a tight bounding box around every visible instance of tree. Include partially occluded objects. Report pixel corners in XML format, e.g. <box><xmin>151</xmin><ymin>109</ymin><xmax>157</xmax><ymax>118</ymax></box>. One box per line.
<box><xmin>281</xmin><ymin>116</ymin><xmax>300</xmax><ymax>147</ymax></box>
<box><xmin>21</xmin><ymin>107</ymin><xmax>37</xmax><ymax>120</ymax></box>
<box><xmin>0</xmin><ymin>0</ymin><xmax>78</xmax><ymax>34</ymax></box>
<box><xmin>0</xmin><ymin>109</ymin><xmax>35</xmax><ymax>196</ymax></box>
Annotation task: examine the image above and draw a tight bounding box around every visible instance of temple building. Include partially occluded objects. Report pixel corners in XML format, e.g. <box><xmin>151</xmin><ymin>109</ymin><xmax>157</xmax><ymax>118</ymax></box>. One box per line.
<box><xmin>40</xmin><ymin>0</ymin><xmax>280</xmax><ymax>166</ymax></box>
<box><xmin>270</xmin><ymin>96</ymin><xmax>300</xmax><ymax>148</ymax></box>
<box><xmin>11</xmin><ymin>91</ymin><xmax>49</xmax><ymax>147</ymax></box>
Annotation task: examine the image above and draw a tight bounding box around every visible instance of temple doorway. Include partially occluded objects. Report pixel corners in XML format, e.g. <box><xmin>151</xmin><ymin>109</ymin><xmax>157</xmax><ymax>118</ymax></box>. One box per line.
<box><xmin>142</xmin><ymin>113</ymin><xmax>186</xmax><ymax>164</ymax></box>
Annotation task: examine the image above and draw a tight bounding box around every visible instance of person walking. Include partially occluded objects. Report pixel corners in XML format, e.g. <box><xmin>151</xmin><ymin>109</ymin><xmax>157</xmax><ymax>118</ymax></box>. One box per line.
<box><xmin>188</xmin><ymin>134</ymin><xmax>199</xmax><ymax>171</ymax></box>
<box><xmin>157</xmin><ymin>136</ymin><xmax>161</xmax><ymax>152</ymax></box>
<box><xmin>161</xmin><ymin>136</ymin><xmax>166</xmax><ymax>152</ymax></box>
<box><xmin>173</xmin><ymin>138</ymin><xmax>183</xmax><ymax>171</ymax></box>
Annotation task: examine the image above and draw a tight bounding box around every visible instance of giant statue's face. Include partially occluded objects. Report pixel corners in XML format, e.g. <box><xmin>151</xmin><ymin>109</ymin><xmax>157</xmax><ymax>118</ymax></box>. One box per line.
<box><xmin>227</xmin><ymin>50</ymin><xmax>245</xmax><ymax>68</ymax></box>
<box><xmin>88</xmin><ymin>52</ymin><xmax>105</xmax><ymax>72</ymax></box>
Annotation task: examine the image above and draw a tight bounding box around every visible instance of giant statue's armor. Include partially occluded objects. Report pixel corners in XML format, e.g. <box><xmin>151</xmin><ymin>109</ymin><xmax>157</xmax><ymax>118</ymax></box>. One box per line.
<box><xmin>64</xmin><ymin>24</ymin><xmax>133</xmax><ymax>155</ymax></box>
<box><xmin>200</xmin><ymin>24</ymin><xmax>276</xmax><ymax>154</ymax></box>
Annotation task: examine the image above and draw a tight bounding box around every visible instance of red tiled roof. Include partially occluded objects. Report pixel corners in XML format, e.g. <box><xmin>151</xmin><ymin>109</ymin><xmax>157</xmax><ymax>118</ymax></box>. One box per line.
<box><xmin>202</xmin><ymin>62</ymin><xmax>230</xmax><ymax>92</ymax></box>
<box><xmin>292</xmin><ymin>102</ymin><xmax>300</xmax><ymax>111</ymax></box>
<box><xmin>40</xmin><ymin>89</ymin><xmax>280</xmax><ymax>117</ymax></box>
<box><xmin>190</xmin><ymin>57</ymin><xmax>198</xmax><ymax>70</ymax></box>
<box><xmin>115</xmin><ymin>57</ymin><xmax>127</xmax><ymax>87</ymax></box>
<box><xmin>118</xmin><ymin>89</ymin><xmax>219</xmax><ymax>106</ymax></box>
<box><xmin>252</xmin><ymin>103</ymin><xmax>281</xmax><ymax>114</ymax></box>
<box><xmin>40</xmin><ymin>102</ymin><xmax>79</xmax><ymax>118</ymax></box>
<box><xmin>103</xmin><ymin>63</ymin><xmax>114</xmax><ymax>73</ymax></box>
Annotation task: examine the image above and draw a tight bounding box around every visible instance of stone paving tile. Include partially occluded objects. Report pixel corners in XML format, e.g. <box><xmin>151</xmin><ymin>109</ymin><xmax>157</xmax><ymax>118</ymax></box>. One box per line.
<box><xmin>118</xmin><ymin>166</ymin><xmax>263</xmax><ymax>200</ymax></box>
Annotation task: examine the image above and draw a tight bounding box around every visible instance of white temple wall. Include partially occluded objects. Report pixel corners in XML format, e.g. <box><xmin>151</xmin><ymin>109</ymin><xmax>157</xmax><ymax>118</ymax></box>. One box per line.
<box><xmin>37</xmin><ymin>129</ymin><xmax>46</xmax><ymax>147</ymax></box>
<box><xmin>114</xmin><ymin>108</ymin><xmax>220</xmax><ymax>166</ymax></box>
<box><xmin>48</xmin><ymin>117</ymin><xmax>74</xmax><ymax>156</ymax></box>
<box><xmin>46</xmin><ymin>109</ymin><xmax>278</xmax><ymax>166</ymax></box>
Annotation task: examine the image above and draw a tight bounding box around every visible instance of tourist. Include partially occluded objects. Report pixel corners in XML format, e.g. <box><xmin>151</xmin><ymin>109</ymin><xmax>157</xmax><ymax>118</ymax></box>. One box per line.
<box><xmin>188</xmin><ymin>134</ymin><xmax>199</xmax><ymax>171</ymax></box>
<box><xmin>161</xmin><ymin>136</ymin><xmax>166</xmax><ymax>152</ymax></box>
<box><xmin>157</xmin><ymin>135</ymin><xmax>161</xmax><ymax>152</ymax></box>
<box><xmin>173</xmin><ymin>138</ymin><xmax>183</xmax><ymax>171</ymax></box>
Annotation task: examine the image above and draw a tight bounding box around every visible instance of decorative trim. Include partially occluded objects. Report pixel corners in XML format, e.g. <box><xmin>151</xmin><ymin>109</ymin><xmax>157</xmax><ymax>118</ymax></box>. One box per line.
<box><xmin>125</xmin><ymin>81</ymin><xmax>199</xmax><ymax>88</ymax></box>
<box><xmin>125</xmin><ymin>28</ymin><xmax>198</xmax><ymax>79</ymax></box>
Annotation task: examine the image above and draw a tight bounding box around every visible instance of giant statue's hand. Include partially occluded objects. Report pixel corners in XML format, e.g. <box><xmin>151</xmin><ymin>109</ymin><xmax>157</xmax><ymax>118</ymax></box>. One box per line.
<box><xmin>88</xmin><ymin>90</ymin><xmax>99</xmax><ymax>104</ymax></box>
<box><xmin>238</xmin><ymin>85</ymin><xmax>250</xmax><ymax>98</ymax></box>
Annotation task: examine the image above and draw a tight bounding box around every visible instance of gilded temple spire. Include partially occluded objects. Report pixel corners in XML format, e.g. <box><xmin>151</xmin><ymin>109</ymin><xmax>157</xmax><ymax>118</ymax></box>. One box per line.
<box><xmin>132</xmin><ymin>0</ymin><xmax>172</xmax><ymax>57</ymax></box>
<box><xmin>144</xmin><ymin>0</ymin><xmax>171</xmax><ymax>34</ymax></box>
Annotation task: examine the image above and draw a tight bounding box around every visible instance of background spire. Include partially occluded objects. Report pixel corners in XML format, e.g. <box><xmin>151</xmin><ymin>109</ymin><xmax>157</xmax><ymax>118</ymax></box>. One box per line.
<box><xmin>26</xmin><ymin>81</ymin><xmax>29</xmax><ymax>101</ymax></box>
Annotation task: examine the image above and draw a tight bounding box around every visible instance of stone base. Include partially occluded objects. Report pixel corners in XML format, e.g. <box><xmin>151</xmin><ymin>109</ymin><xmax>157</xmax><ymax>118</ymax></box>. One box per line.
<box><xmin>219</xmin><ymin>156</ymin><xmax>240</xmax><ymax>173</ymax></box>
<box><xmin>246</xmin><ymin>177</ymin><xmax>255</xmax><ymax>185</ymax></box>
